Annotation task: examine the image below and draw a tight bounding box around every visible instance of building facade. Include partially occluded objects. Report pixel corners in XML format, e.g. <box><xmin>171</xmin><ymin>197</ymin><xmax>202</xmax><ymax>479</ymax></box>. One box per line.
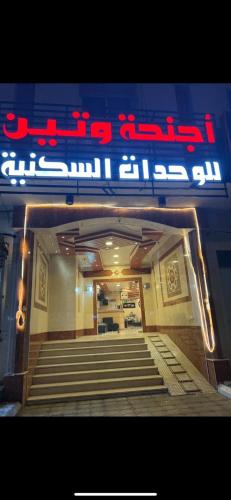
<box><xmin>1</xmin><ymin>83</ymin><xmax>231</xmax><ymax>404</ymax></box>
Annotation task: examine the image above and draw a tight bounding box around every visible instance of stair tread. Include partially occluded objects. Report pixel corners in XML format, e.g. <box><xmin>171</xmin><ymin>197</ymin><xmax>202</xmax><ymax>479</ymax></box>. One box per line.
<box><xmin>38</xmin><ymin>350</ymin><xmax>149</xmax><ymax>360</ymax></box>
<box><xmin>35</xmin><ymin>357</ymin><xmax>154</xmax><ymax>369</ymax></box>
<box><xmin>42</xmin><ymin>337</ymin><xmax>144</xmax><ymax>345</ymax></box>
<box><xmin>31</xmin><ymin>374</ymin><xmax>162</xmax><ymax>389</ymax></box>
<box><xmin>40</xmin><ymin>343</ymin><xmax>147</xmax><ymax>353</ymax></box>
<box><xmin>33</xmin><ymin>366</ymin><xmax>157</xmax><ymax>379</ymax></box>
<box><xmin>27</xmin><ymin>385</ymin><xmax>168</xmax><ymax>402</ymax></box>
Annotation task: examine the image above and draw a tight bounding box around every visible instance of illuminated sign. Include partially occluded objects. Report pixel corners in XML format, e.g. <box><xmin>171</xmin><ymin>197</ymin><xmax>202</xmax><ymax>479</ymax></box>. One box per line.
<box><xmin>0</xmin><ymin>152</ymin><xmax>222</xmax><ymax>186</ymax></box>
<box><xmin>0</xmin><ymin>111</ymin><xmax>223</xmax><ymax>188</ymax></box>
<box><xmin>2</xmin><ymin>111</ymin><xmax>215</xmax><ymax>152</ymax></box>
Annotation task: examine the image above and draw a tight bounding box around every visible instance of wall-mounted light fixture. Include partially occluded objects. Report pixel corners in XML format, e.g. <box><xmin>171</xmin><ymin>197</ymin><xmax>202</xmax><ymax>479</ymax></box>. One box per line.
<box><xmin>66</xmin><ymin>194</ymin><xmax>74</xmax><ymax>205</ymax></box>
<box><xmin>158</xmin><ymin>196</ymin><xmax>166</xmax><ymax>208</ymax></box>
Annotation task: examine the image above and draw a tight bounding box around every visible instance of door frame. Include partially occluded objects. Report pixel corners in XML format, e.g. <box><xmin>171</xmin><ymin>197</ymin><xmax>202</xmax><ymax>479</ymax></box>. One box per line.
<box><xmin>93</xmin><ymin>277</ymin><xmax>147</xmax><ymax>335</ymax></box>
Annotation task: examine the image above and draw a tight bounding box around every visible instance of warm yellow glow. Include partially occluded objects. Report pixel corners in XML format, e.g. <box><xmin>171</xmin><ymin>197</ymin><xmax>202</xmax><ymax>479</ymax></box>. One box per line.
<box><xmin>20</xmin><ymin>202</ymin><xmax>215</xmax><ymax>352</ymax></box>
<box><xmin>16</xmin><ymin>205</ymin><xmax>28</xmax><ymax>332</ymax></box>
<box><xmin>192</xmin><ymin>210</ymin><xmax>216</xmax><ymax>353</ymax></box>
<box><xmin>16</xmin><ymin>278</ymin><xmax>26</xmax><ymax>331</ymax></box>
<box><xmin>183</xmin><ymin>234</ymin><xmax>215</xmax><ymax>353</ymax></box>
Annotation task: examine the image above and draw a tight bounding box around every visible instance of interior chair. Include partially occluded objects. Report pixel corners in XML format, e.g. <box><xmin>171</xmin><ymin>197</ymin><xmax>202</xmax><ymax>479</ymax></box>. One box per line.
<box><xmin>98</xmin><ymin>323</ymin><xmax>108</xmax><ymax>334</ymax></box>
<box><xmin>102</xmin><ymin>317</ymin><xmax>114</xmax><ymax>331</ymax></box>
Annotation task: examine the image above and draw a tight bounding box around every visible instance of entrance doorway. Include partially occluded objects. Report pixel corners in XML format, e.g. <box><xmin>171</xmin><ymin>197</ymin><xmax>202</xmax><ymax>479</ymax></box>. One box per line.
<box><xmin>96</xmin><ymin>278</ymin><xmax>143</xmax><ymax>335</ymax></box>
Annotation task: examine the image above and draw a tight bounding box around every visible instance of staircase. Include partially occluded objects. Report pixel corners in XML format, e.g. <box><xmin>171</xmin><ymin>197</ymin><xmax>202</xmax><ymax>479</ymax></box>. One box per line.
<box><xmin>27</xmin><ymin>336</ymin><xmax>167</xmax><ymax>405</ymax></box>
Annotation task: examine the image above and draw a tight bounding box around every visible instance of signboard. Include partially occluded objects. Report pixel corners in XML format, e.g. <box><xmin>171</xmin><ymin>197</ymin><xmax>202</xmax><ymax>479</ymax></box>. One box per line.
<box><xmin>0</xmin><ymin>107</ymin><xmax>224</xmax><ymax>194</ymax></box>
<box><xmin>123</xmin><ymin>302</ymin><xmax>136</xmax><ymax>308</ymax></box>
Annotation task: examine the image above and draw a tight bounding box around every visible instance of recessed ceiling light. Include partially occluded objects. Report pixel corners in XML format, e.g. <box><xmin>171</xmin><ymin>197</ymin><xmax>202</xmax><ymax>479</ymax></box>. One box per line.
<box><xmin>106</xmin><ymin>241</ymin><xmax>113</xmax><ymax>246</ymax></box>
<box><xmin>114</xmin><ymin>261</ymin><xmax>119</xmax><ymax>264</ymax></box>
<box><xmin>116</xmin><ymin>284</ymin><xmax>121</xmax><ymax>287</ymax></box>
<box><xmin>62</xmin><ymin>236</ymin><xmax>64</xmax><ymax>239</ymax></box>
<box><xmin>115</xmin><ymin>247</ymin><xmax>119</xmax><ymax>250</ymax></box>
<box><xmin>66</xmin><ymin>247</ymin><xmax>69</xmax><ymax>250</ymax></box>
<box><xmin>113</xmin><ymin>254</ymin><xmax>119</xmax><ymax>258</ymax></box>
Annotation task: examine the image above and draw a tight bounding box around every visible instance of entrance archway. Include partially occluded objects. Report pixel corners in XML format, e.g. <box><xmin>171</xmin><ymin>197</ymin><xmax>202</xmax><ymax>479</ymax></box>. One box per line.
<box><xmin>5</xmin><ymin>203</ymin><xmax>221</xmax><ymax>403</ymax></box>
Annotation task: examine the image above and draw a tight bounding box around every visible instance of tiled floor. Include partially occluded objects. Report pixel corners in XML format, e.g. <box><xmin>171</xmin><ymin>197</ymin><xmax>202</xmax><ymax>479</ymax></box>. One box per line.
<box><xmin>0</xmin><ymin>402</ymin><xmax>21</xmax><ymax>417</ymax></box>
<box><xmin>19</xmin><ymin>392</ymin><xmax>231</xmax><ymax>416</ymax></box>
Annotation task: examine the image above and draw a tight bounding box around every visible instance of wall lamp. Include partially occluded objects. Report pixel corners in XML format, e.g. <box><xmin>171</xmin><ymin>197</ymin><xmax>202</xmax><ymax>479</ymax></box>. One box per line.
<box><xmin>158</xmin><ymin>196</ymin><xmax>166</xmax><ymax>208</ymax></box>
<box><xmin>66</xmin><ymin>194</ymin><xmax>74</xmax><ymax>205</ymax></box>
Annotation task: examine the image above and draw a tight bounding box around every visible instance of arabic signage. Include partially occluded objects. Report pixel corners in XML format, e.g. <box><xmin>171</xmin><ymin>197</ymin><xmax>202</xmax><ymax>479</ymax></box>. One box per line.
<box><xmin>0</xmin><ymin>110</ymin><xmax>223</xmax><ymax>188</ymax></box>
<box><xmin>1</xmin><ymin>112</ymin><xmax>215</xmax><ymax>149</ymax></box>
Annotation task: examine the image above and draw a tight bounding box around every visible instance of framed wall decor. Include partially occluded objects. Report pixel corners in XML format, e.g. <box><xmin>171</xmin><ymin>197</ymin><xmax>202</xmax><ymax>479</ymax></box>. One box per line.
<box><xmin>34</xmin><ymin>239</ymin><xmax>49</xmax><ymax>312</ymax></box>
<box><xmin>159</xmin><ymin>239</ymin><xmax>191</xmax><ymax>307</ymax></box>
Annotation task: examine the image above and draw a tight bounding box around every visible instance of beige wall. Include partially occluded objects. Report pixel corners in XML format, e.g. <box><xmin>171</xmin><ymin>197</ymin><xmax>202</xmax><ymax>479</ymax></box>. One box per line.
<box><xmin>151</xmin><ymin>233</ymin><xmax>201</xmax><ymax>327</ymax></box>
<box><xmin>48</xmin><ymin>255</ymin><xmax>77</xmax><ymax>332</ymax></box>
<box><xmin>30</xmin><ymin>235</ymin><xmax>49</xmax><ymax>335</ymax></box>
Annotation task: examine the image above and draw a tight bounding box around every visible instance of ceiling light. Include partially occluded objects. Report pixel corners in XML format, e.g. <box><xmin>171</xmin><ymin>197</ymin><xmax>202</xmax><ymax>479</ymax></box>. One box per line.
<box><xmin>115</xmin><ymin>247</ymin><xmax>119</xmax><ymax>250</ymax></box>
<box><xmin>113</xmin><ymin>254</ymin><xmax>119</xmax><ymax>257</ymax></box>
<box><xmin>114</xmin><ymin>261</ymin><xmax>119</xmax><ymax>264</ymax></box>
<box><xmin>66</xmin><ymin>247</ymin><xmax>69</xmax><ymax>250</ymax></box>
<box><xmin>116</xmin><ymin>284</ymin><xmax>121</xmax><ymax>287</ymax></box>
<box><xmin>106</xmin><ymin>241</ymin><xmax>113</xmax><ymax>246</ymax></box>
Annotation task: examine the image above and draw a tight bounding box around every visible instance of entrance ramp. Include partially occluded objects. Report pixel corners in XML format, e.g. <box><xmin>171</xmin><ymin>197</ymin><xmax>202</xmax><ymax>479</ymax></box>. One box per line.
<box><xmin>146</xmin><ymin>334</ymin><xmax>216</xmax><ymax>396</ymax></box>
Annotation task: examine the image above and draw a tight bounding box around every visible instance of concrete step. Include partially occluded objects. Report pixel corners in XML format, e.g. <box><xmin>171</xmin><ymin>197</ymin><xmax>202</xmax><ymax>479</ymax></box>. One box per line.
<box><xmin>37</xmin><ymin>350</ymin><xmax>151</xmax><ymax>366</ymax></box>
<box><xmin>41</xmin><ymin>337</ymin><xmax>145</xmax><ymax>350</ymax></box>
<box><xmin>27</xmin><ymin>384</ymin><xmax>168</xmax><ymax>405</ymax></box>
<box><xmin>32</xmin><ymin>365</ymin><xmax>159</xmax><ymax>385</ymax></box>
<box><xmin>30</xmin><ymin>374</ymin><xmax>164</xmax><ymax>396</ymax></box>
<box><xmin>34</xmin><ymin>357</ymin><xmax>155</xmax><ymax>374</ymax></box>
<box><xmin>39</xmin><ymin>343</ymin><xmax>147</xmax><ymax>357</ymax></box>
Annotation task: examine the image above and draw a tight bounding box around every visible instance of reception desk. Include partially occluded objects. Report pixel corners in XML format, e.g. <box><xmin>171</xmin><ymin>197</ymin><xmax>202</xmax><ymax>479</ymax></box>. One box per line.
<box><xmin>98</xmin><ymin>309</ymin><xmax>125</xmax><ymax>330</ymax></box>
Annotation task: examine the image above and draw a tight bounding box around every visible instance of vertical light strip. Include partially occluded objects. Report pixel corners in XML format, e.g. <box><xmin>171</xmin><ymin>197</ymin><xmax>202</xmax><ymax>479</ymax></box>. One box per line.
<box><xmin>183</xmin><ymin>233</ymin><xmax>214</xmax><ymax>353</ymax></box>
<box><xmin>16</xmin><ymin>204</ymin><xmax>29</xmax><ymax>331</ymax></box>
<box><xmin>192</xmin><ymin>208</ymin><xmax>215</xmax><ymax>352</ymax></box>
<box><xmin>21</xmin><ymin>204</ymin><xmax>28</xmax><ymax>281</ymax></box>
